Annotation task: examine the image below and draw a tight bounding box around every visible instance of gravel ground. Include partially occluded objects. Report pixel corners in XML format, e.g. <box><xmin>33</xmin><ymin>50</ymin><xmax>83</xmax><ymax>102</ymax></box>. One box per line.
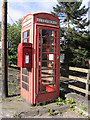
<box><xmin>0</xmin><ymin>67</ymin><xmax>89</xmax><ymax>118</ymax></box>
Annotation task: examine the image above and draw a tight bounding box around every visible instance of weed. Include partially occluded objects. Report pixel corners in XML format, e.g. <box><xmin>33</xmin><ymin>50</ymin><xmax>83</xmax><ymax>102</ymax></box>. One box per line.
<box><xmin>14</xmin><ymin>79</ymin><xmax>18</xmax><ymax>81</ymax></box>
<box><xmin>69</xmin><ymin>98</ymin><xmax>75</xmax><ymax>104</ymax></box>
<box><xmin>43</xmin><ymin>106</ymin><xmax>46</xmax><ymax>109</ymax></box>
<box><xmin>70</xmin><ymin>104</ymin><xmax>75</xmax><ymax>111</ymax></box>
<box><xmin>13</xmin><ymin>114</ymin><xmax>21</xmax><ymax>118</ymax></box>
<box><xmin>58</xmin><ymin>111</ymin><xmax>62</xmax><ymax>114</ymax></box>
<box><xmin>8</xmin><ymin>82</ymin><xmax>16</xmax><ymax>86</ymax></box>
<box><xmin>56</xmin><ymin>102</ymin><xmax>63</xmax><ymax>107</ymax></box>
<box><xmin>16</xmin><ymin>86</ymin><xmax>20</xmax><ymax>90</ymax></box>
<box><xmin>48</xmin><ymin>109</ymin><xmax>57</xmax><ymax>116</ymax></box>
<box><xmin>79</xmin><ymin>111</ymin><xmax>83</xmax><ymax>115</ymax></box>
<box><xmin>42</xmin><ymin>101</ymin><xmax>47</xmax><ymax>105</ymax></box>
<box><xmin>8</xmin><ymin>91</ymin><xmax>14</xmax><ymax>95</ymax></box>
<box><xmin>82</xmin><ymin>105</ymin><xmax>87</xmax><ymax>111</ymax></box>
<box><xmin>17</xmin><ymin>99</ymin><xmax>23</xmax><ymax>102</ymax></box>
<box><xmin>36</xmin><ymin>102</ymin><xmax>40</xmax><ymax>106</ymax></box>
<box><xmin>62</xmin><ymin>100</ymin><xmax>67</xmax><ymax>104</ymax></box>
<box><xmin>58</xmin><ymin>97</ymin><xmax>62</xmax><ymax>102</ymax></box>
<box><xmin>9</xmin><ymin>74</ymin><xmax>13</xmax><ymax>76</ymax></box>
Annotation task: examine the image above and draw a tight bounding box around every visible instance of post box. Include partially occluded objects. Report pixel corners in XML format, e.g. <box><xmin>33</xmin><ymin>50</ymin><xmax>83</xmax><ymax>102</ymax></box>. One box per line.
<box><xmin>17</xmin><ymin>12</ymin><xmax>60</xmax><ymax>105</ymax></box>
<box><xmin>17</xmin><ymin>43</ymin><xmax>32</xmax><ymax>68</ymax></box>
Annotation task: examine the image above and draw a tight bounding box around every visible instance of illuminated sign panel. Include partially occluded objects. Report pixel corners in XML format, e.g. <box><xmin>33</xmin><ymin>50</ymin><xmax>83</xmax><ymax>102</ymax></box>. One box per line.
<box><xmin>37</xmin><ymin>18</ymin><xmax>57</xmax><ymax>25</ymax></box>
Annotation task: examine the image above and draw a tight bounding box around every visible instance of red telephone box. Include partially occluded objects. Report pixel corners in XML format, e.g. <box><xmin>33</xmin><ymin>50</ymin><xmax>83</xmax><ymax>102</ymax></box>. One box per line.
<box><xmin>17</xmin><ymin>12</ymin><xmax>60</xmax><ymax>105</ymax></box>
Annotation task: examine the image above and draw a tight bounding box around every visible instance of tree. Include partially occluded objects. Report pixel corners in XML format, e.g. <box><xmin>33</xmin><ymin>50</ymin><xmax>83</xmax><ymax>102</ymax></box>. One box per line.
<box><xmin>7</xmin><ymin>19</ymin><xmax>22</xmax><ymax>66</ymax></box>
<box><xmin>51</xmin><ymin>1</ymin><xmax>89</xmax><ymax>67</ymax></box>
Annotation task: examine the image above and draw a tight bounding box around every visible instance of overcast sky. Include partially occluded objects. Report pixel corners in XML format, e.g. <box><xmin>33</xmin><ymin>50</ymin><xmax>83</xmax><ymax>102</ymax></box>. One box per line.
<box><xmin>0</xmin><ymin>0</ymin><xmax>89</xmax><ymax>24</ymax></box>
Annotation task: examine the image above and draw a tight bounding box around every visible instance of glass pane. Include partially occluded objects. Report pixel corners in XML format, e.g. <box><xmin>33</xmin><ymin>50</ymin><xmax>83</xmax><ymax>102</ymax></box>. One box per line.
<box><xmin>23</xmin><ymin>31</ymin><xmax>29</xmax><ymax>38</ymax></box>
<box><xmin>39</xmin><ymin>28</ymin><xmax>41</xmax><ymax>36</ymax></box>
<box><xmin>22</xmin><ymin>68</ymin><xmax>29</xmax><ymax>75</ymax></box>
<box><xmin>39</xmin><ymin>37</ymin><xmax>41</xmax><ymax>44</ymax></box>
<box><xmin>42</xmin><ymin>29</ymin><xmax>54</xmax><ymax>37</ymax></box>
<box><xmin>42</xmin><ymin>62</ymin><xmax>48</xmax><ymax>68</ymax></box>
<box><xmin>42</xmin><ymin>45</ymin><xmax>48</xmax><ymax>52</ymax></box>
<box><xmin>42</xmin><ymin>54</ymin><xmax>48</xmax><ymax>60</ymax></box>
<box><xmin>22</xmin><ymin>75</ymin><xmax>28</xmax><ymax>83</ymax></box>
<box><xmin>23</xmin><ymin>38</ymin><xmax>29</xmax><ymax>43</ymax></box>
<box><xmin>49</xmin><ymin>38</ymin><xmax>54</xmax><ymax>45</ymax></box>
<box><xmin>42</xmin><ymin>77</ymin><xmax>53</xmax><ymax>81</ymax></box>
<box><xmin>49</xmin><ymin>46</ymin><xmax>54</xmax><ymax>52</ymax></box>
<box><xmin>42</xmin><ymin>69</ymin><xmax>53</xmax><ymax>73</ymax></box>
<box><xmin>22</xmin><ymin>82</ymin><xmax>29</xmax><ymax>91</ymax></box>
<box><xmin>48</xmin><ymin>61</ymin><xmax>54</xmax><ymax>67</ymax></box>
<box><xmin>42</xmin><ymin>37</ymin><xmax>54</xmax><ymax>45</ymax></box>
<box><xmin>42</xmin><ymin>37</ymin><xmax>48</xmax><ymax>44</ymax></box>
<box><xmin>41</xmin><ymin>72</ymin><xmax>52</xmax><ymax>77</ymax></box>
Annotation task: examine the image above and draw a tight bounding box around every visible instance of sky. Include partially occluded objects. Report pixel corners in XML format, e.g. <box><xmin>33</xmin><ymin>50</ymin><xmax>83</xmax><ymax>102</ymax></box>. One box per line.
<box><xmin>0</xmin><ymin>0</ymin><xmax>89</xmax><ymax>24</ymax></box>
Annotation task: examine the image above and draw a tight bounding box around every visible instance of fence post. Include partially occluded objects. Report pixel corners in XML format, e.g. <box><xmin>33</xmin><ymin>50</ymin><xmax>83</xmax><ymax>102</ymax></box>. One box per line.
<box><xmin>86</xmin><ymin>70</ymin><xmax>90</xmax><ymax>100</ymax></box>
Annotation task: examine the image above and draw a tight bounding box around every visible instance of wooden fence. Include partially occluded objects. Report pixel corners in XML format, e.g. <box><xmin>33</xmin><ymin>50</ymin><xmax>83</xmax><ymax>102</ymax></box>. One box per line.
<box><xmin>69</xmin><ymin>67</ymin><xmax>90</xmax><ymax>100</ymax></box>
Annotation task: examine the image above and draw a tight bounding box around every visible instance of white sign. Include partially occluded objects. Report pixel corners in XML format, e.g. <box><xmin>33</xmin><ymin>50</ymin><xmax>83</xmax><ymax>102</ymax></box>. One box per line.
<box><xmin>49</xmin><ymin>54</ymin><xmax>54</xmax><ymax>60</ymax></box>
<box><xmin>25</xmin><ymin>55</ymin><xmax>29</xmax><ymax>64</ymax></box>
<box><xmin>37</xmin><ymin>18</ymin><xmax>57</xmax><ymax>25</ymax></box>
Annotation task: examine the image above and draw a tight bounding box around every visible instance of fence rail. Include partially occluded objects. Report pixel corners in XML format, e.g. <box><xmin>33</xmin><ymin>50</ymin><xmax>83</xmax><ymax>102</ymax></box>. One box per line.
<box><xmin>69</xmin><ymin>67</ymin><xmax>90</xmax><ymax>100</ymax></box>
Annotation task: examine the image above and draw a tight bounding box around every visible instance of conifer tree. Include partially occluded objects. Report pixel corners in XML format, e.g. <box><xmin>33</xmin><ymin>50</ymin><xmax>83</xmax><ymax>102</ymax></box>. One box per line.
<box><xmin>52</xmin><ymin>1</ymin><xmax>89</xmax><ymax>67</ymax></box>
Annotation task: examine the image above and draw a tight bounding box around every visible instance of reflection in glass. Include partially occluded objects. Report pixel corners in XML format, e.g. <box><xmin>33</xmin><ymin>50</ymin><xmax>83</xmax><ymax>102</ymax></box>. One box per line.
<box><xmin>42</xmin><ymin>37</ymin><xmax>48</xmax><ymax>44</ymax></box>
<box><xmin>42</xmin><ymin>37</ymin><xmax>54</xmax><ymax>45</ymax></box>
<box><xmin>22</xmin><ymin>68</ymin><xmax>29</xmax><ymax>75</ymax></box>
<box><xmin>23</xmin><ymin>38</ymin><xmax>29</xmax><ymax>43</ymax></box>
<box><xmin>39</xmin><ymin>37</ymin><xmax>41</xmax><ymax>44</ymax></box>
<box><xmin>24</xmin><ymin>31</ymin><xmax>29</xmax><ymax>38</ymax></box>
<box><xmin>39</xmin><ymin>28</ymin><xmax>41</xmax><ymax>36</ymax></box>
<box><xmin>49</xmin><ymin>38</ymin><xmax>54</xmax><ymax>45</ymax></box>
<box><xmin>42</xmin><ymin>29</ymin><xmax>54</xmax><ymax>37</ymax></box>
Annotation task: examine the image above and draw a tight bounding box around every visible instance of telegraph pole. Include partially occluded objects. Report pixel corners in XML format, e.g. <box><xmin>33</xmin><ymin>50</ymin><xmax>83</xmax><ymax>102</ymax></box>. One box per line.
<box><xmin>1</xmin><ymin>0</ymin><xmax>8</xmax><ymax>98</ymax></box>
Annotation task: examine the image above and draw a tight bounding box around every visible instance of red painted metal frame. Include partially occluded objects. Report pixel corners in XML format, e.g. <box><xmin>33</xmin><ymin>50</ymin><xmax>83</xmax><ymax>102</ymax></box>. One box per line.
<box><xmin>35</xmin><ymin>26</ymin><xmax>60</xmax><ymax>103</ymax></box>
<box><xmin>19</xmin><ymin>13</ymin><xmax>60</xmax><ymax>105</ymax></box>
